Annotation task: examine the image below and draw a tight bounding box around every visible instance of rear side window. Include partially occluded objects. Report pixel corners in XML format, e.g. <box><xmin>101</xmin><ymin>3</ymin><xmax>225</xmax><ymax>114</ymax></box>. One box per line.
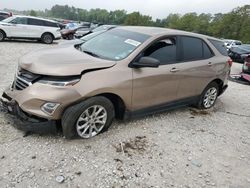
<box><xmin>181</xmin><ymin>36</ymin><xmax>203</xmax><ymax>61</ymax></box>
<box><xmin>203</xmin><ymin>42</ymin><xmax>213</xmax><ymax>59</ymax></box>
<box><xmin>181</xmin><ymin>36</ymin><xmax>213</xmax><ymax>61</ymax></box>
<box><xmin>143</xmin><ymin>37</ymin><xmax>177</xmax><ymax>64</ymax></box>
<box><xmin>44</xmin><ymin>21</ymin><xmax>58</xmax><ymax>28</ymax></box>
<box><xmin>28</xmin><ymin>18</ymin><xmax>45</xmax><ymax>26</ymax></box>
<box><xmin>208</xmin><ymin>39</ymin><xmax>228</xmax><ymax>56</ymax></box>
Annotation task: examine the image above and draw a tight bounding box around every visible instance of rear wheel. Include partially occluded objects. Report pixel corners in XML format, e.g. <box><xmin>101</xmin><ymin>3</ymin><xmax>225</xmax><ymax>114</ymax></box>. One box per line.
<box><xmin>0</xmin><ymin>30</ymin><xmax>5</xmax><ymax>41</ymax></box>
<box><xmin>41</xmin><ymin>33</ymin><xmax>53</xmax><ymax>44</ymax></box>
<box><xmin>62</xmin><ymin>96</ymin><xmax>115</xmax><ymax>139</ymax></box>
<box><xmin>197</xmin><ymin>82</ymin><xmax>219</xmax><ymax>109</ymax></box>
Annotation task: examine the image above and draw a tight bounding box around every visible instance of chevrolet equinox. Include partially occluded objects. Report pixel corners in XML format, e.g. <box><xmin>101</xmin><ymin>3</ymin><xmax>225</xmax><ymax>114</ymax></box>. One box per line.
<box><xmin>1</xmin><ymin>26</ymin><xmax>231</xmax><ymax>139</ymax></box>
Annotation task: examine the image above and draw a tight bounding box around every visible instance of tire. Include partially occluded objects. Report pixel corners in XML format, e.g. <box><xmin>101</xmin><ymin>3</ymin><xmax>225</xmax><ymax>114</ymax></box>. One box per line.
<box><xmin>62</xmin><ymin>96</ymin><xmax>115</xmax><ymax>139</ymax></box>
<box><xmin>41</xmin><ymin>33</ymin><xmax>53</xmax><ymax>44</ymax></box>
<box><xmin>197</xmin><ymin>82</ymin><xmax>219</xmax><ymax>109</ymax></box>
<box><xmin>0</xmin><ymin>30</ymin><xmax>5</xmax><ymax>41</ymax></box>
<box><xmin>68</xmin><ymin>34</ymin><xmax>74</xmax><ymax>40</ymax></box>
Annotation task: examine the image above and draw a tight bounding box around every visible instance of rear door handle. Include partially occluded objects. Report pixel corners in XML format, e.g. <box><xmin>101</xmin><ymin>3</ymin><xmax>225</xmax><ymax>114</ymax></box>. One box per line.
<box><xmin>170</xmin><ymin>68</ymin><xmax>180</xmax><ymax>73</ymax></box>
<box><xmin>208</xmin><ymin>62</ymin><xmax>213</xmax><ymax>66</ymax></box>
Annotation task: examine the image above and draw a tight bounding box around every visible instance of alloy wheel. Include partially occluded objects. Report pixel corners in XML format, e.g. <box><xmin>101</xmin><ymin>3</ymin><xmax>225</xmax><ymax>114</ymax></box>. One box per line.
<box><xmin>76</xmin><ymin>105</ymin><xmax>107</xmax><ymax>138</ymax></box>
<box><xmin>0</xmin><ymin>32</ymin><xmax>4</xmax><ymax>41</ymax></box>
<box><xmin>43</xmin><ymin>34</ymin><xmax>53</xmax><ymax>44</ymax></box>
<box><xmin>203</xmin><ymin>87</ymin><xmax>218</xmax><ymax>108</ymax></box>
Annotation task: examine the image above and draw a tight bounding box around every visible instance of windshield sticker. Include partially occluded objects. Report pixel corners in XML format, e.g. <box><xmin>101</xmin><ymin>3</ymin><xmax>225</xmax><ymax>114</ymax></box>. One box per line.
<box><xmin>124</xmin><ymin>39</ymin><xmax>141</xmax><ymax>47</ymax></box>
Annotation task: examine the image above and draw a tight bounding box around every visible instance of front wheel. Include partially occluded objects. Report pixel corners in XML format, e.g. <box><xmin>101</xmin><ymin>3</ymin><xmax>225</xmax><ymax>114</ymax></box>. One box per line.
<box><xmin>41</xmin><ymin>33</ymin><xmax>53</xmax><ymax>44</ymax></box>
<box><xmin>0</xmin><ymin>30</ymin><xmax>5</xmax><ymax>41</ymax></box>
<box><xmin>197</xmin><ymin>82</ymin><xmax>219</xmax><ymax>109</ymax></box>
<box><xmin>62</xmin><ymin>96</ymin><xmax>115</xmax><ymax>139</ymax></box>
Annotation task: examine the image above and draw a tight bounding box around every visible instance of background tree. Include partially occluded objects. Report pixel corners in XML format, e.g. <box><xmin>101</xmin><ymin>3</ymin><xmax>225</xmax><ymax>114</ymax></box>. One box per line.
<box><xmin>3</xmin><ymin>4</ymin><xmax>250</xmax><ymax>42</ymax></box>
<box><xmin>29</xmin><ymin>10</ymin><xmax>37</xmax><ymax>17</ymax></box>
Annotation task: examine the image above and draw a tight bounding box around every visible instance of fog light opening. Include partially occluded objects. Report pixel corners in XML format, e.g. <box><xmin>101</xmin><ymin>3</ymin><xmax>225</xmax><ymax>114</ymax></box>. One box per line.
<box><xmin>41</xmin><ymin>102</ymin><xmax>60</xmax><ymax>115</ymax></box>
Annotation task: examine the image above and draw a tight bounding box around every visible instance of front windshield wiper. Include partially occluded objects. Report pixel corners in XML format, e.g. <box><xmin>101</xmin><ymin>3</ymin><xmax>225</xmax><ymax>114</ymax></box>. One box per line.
<box><xmin>82</xmin><ymin>49</ymin><xmax>100</xmax><ymax>58</ymax></box>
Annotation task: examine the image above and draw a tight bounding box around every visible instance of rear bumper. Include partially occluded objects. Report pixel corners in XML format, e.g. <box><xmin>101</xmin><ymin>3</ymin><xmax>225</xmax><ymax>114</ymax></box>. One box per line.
<box><xmin>1</xmin><ymin>93</ymin><xmax>58</xmax><ymax>134</ymax></box>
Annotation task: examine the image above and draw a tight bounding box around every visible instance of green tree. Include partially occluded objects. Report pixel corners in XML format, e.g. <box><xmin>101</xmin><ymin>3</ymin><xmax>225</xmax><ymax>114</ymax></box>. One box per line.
<box><xmin>124</xmin><ymin>12</ymin><xmax>152</xmax><ymax>26</ymax></box>
<box><xmin>29</xmin><ymin>10</ymin><xmax>37</xmax><ymax>17</ymax></box>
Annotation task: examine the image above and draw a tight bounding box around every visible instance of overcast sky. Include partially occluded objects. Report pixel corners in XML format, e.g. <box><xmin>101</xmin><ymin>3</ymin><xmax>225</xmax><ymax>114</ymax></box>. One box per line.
<box><xmin>2</xmin><ymin>0</ymin><xmax>249</xmax><ymax>19</ymax></box>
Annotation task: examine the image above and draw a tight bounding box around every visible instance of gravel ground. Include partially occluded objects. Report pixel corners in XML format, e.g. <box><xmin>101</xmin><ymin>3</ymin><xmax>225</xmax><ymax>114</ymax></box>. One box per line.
<box><xmin>0</xmin><ymin>40</ymin><xmax>250</xmax><ymax>188</ymax></box>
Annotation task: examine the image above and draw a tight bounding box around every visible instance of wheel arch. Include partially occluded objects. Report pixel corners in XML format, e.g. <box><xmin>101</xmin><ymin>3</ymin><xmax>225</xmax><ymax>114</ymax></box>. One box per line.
<box><xmin>96</xmin><ymin>93</ymin><xmax>126</xmax><ymax>120</ymax></box>
<box><xmin>41</xmin><ymin>32</ymin><xmax>55</xmax><ymax>39</ymax></box>
<box><xmin>208</xmin><ymin>78</ymin><xmax>224</xmax><ymax>96</ymax></box>
<box><xmin>0</xmin><ymin>29</ymin><xmax>7</xmax><ymax>37</ymax></box>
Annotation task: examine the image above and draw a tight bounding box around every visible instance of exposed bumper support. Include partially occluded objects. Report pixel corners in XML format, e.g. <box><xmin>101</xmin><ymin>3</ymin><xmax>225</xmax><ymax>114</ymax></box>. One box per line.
<box><xmin>1</xmin><ymin>92</ymin><xmax>58</xmax><ymax>134</ymax></box>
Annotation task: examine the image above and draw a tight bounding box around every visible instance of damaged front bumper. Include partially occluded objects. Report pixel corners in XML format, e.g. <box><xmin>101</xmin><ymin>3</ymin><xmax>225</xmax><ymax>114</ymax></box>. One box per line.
<box><xmin>1</xmin><ymin>92</ymin><xmax>58</xmax><ymax>134</ymax></box>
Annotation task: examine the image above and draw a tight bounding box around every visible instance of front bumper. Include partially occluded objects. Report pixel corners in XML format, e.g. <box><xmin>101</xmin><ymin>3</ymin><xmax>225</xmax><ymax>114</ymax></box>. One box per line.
<box><xmin>1</xmin><ymin>93</ymin><xmax>58</xmax><ymax>134</ymax></box>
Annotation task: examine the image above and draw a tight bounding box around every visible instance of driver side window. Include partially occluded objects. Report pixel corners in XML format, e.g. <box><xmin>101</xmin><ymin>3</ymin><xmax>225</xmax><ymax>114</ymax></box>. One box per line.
<box><xmin>10</xmin><ymin>17</ymin><xmax>28</xmax><ymax>25</ymax></box>
<box><xmin>143</xmin><ymin>37</ymin><xmax>177</xmax><ymax>65</ymax></box>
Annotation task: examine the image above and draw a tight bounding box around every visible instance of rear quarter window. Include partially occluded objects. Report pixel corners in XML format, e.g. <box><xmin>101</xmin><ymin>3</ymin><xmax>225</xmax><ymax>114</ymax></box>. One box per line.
<box><xmin>208</xmin><ymin>39</ymin><xmax>228</xmax><ymax>56</ymax></box>
<box><xmin>44</xmin><ymin>21</ymin><xmax>58</xmax><ymax>28</ymax></box>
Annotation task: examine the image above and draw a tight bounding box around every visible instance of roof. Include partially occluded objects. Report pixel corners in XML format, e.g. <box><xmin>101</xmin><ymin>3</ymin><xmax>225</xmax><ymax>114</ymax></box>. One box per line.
<box><xmin>119</xmin><ymin>26</ymin><xmax>222</xmax><ymax>41</ymax></box>
<box><xmin>12</xmin><ymin>15</ymin><xmax>58</xmax><ymax>23</ymax></box>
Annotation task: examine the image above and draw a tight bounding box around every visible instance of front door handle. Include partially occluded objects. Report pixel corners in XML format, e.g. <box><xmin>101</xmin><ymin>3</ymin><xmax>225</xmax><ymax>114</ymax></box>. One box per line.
<box><xmin>170</xmin><ymin>67</ymin><xmax>180</xmax><ymax>73</ymax></box>
<box><xmin>208</xmin><ymin>62</ymin><xmax>213</xmax><ymax>66</ymax></box>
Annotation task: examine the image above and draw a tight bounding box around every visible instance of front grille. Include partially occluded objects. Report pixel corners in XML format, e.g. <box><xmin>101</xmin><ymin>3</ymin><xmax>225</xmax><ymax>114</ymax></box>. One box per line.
<box><xmin>14</xmin><ymin>76</ymin><xmax>31</xmax><ymax>90</ymax></box>
<box><xmin>13</xmin><ymin>69</ymin><xmax>41</xmax><ymax>91</ymax></box>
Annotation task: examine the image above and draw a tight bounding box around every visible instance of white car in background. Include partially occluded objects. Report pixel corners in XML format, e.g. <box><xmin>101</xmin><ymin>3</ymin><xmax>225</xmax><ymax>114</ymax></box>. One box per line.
<box><xmin>0</xmin><ymin>15</ymin><xmax>61</xmax><ymax>44</ymax></box>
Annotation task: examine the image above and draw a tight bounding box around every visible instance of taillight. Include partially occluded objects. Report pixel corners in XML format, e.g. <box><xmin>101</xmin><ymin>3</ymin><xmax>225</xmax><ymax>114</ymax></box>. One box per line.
<box><xmin>9</xmin><ymin>12</ymin><xmax>13</xmax><ymax>17</ymax></box>
<box><xmin>227</xmin><ymin>58</ymin><xmax>233</xmax><ymax>67</ymax></box>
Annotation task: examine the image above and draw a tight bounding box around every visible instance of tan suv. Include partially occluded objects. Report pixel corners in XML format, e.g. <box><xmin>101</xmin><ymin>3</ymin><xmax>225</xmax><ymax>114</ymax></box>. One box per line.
<box><xmin>1</xmin><ymin>26</ymin><xmax>231</xmax><ymax>139</ymax></box>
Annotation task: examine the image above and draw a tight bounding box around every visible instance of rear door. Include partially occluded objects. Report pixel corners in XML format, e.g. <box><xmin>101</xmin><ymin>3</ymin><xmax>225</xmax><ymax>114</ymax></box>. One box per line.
<box><xmin>27</xmin><ymin>18</ymin><xmax>45</xmax><ymax>38</ymax></box>
<box><xmin>174</xmin><ymin>36</ymin><xmax>215</xmax><ymax>99</ymax></box>
<box><xmin>132</xmin><ymin>36</ymin><xmax>182</xmax><ymax>111</ymax></box>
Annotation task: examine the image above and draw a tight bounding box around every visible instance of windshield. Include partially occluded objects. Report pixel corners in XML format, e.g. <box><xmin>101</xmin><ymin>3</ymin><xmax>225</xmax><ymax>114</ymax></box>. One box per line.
<box><xmin>1</xmin><ymin>16</ymin><xmax>14</xmax><ymax>23</ymax></box>
<box><xmin>80</xmin><ymin>28</ymin><xmax>150</xmax><ymax>61</ymax></box>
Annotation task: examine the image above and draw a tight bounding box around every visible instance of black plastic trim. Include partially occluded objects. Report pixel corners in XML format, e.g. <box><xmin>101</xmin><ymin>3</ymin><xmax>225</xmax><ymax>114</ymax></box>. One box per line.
<box><xmin>124</xmin><ymin>96</ymin><xmax>199</xmax><ymax>119</ymax></box>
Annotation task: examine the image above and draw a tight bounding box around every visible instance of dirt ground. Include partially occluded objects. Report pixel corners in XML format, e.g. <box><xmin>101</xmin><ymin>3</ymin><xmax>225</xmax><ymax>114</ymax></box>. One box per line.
<box><xmin>0</xmin><ymin>40</ymin><xmax>249</xmax><ymax>188</ymax></box>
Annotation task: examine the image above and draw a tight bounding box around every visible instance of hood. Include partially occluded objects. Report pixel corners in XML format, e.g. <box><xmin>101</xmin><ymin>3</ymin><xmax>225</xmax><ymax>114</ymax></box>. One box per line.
<box><xmin>0</xmin><ymin>22</ymin><xmax>11</xmax><ymax>26</ymax></box>
<box><xmin>19</xmin><ymin>45</ymin><xmax>116</xmax><ymax>76</ymax></box>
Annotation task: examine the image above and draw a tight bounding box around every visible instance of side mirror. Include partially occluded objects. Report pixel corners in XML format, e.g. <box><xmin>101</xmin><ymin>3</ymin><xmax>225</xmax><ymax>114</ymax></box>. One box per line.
<box><xmin>133</xmin><ymin>57</ymin><xmax>160</xmax><ymax>68</ymax></box>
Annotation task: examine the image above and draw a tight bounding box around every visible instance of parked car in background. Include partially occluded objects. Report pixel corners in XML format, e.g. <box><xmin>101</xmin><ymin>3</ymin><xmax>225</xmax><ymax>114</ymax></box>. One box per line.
<box><xmin>242</xmin><ymin>54</ymin><xmax>250</xmax><ymax>74</ymax></box>
<box><xmin>0</xmin><ymin>11</ymin><xmax>12</xmax><ymax>21</ymax></box>
<box><xmin>1</xmin><ymin>26</ymin><xmax>231</xmax><ymax>139</ymax></box>
<box><xmin>228</xmin><ymin>45</ymin><xmax>250</xmax><ymax>63</ymax></box>
<box><xmin>224</xmin><ymin>39</ymin><xmax>242</xmax><ymax>50</ymax></box>
<box><xmin>74</xmin><ymin>26</ymin><xmax>92</xmax><ymax>38</ymax></box>
<box><xmin>60</xmin><ymin>30</ymin><xmax>112</xmax><ymax>46</ymax></box>
<box><xmin>60</xmin><ymin>26</ymin><xmax>117</xmax><ymax>45</ymax></box>
<box><xmin>0</xmin><ymin>15</ymin><xmax>61</xmax><ymax>44</ymax></box>
<box><xmin>75</xmin><ymin>25</ymin><xmax>116</xmax><ymax>38</ymax></box>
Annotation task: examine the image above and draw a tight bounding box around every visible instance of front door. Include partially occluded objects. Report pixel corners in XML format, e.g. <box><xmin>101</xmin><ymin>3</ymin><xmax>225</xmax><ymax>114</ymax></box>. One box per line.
<box><xmin>132</xmin><ymin>37</ymin><xmax>182</xmax><ymax>111</ymax></box>
<box><xmin>9</xmin><ymin>17</ymin><xmax>28</xmax><ymax>37</ymax></box>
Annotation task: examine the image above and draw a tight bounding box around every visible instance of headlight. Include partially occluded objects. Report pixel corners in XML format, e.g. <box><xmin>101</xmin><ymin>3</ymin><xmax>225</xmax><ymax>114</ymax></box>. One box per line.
<box><xmin>37</xmin><ymin>78</ymin><xmax>80</xmax><ymax>86</ymax></box>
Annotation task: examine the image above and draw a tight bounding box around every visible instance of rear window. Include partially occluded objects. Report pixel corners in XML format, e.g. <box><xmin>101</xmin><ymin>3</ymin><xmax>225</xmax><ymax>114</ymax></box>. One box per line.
<box><xmin>208</xmin><ymin>39</ymin><xmax>228</xmax><ymax>56</ymax></box>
